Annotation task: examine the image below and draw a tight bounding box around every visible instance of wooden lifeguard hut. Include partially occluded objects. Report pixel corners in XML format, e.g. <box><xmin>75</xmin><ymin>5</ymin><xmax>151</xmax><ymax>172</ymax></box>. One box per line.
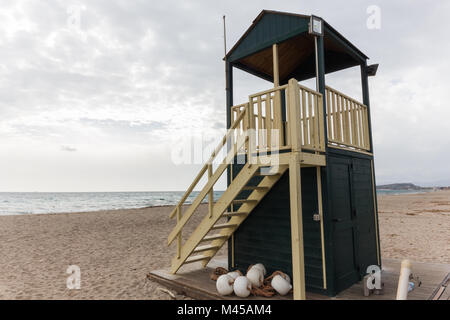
<box><xmin>167</xmin><ymin>10</ymin><xmax>380</xmax><ymax>299</ymax></box>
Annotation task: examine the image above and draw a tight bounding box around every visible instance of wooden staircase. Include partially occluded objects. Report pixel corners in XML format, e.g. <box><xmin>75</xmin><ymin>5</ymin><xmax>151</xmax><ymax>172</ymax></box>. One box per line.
<box><xmin>168</xmin><ymin>79</ymin><xmax>327</xmax><ymax>278</ymax></box>
<box><xmin>169</xmin><ymin>162</ymin><xmax>288</xmax><ymax>274</ymax></box>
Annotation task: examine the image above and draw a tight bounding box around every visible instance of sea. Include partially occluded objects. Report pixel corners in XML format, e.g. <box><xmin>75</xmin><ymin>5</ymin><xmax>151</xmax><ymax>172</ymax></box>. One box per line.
<box><xmin>0</xmin><ymin>189</ymin><xmax>431</xmax><ymax>216</ymax></box>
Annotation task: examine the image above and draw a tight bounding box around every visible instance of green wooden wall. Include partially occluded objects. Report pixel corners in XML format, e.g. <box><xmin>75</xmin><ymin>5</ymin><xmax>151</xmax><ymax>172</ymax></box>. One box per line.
<box><xmin>230</xmin><ymin>166</ymin><xmax>327</xmax><ymax>294</ymax></box>
<box><xmin>228</xmin><ymin>149</ymin><xmax>379</xmax><ymax>297</ymax></box>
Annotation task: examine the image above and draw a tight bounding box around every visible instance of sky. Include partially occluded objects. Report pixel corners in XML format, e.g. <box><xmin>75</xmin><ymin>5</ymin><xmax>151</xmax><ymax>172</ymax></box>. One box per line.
<box><xmin>0</xmin><ymin>0</ymin><xmax>449</xmax><ymax>192</ymax></box>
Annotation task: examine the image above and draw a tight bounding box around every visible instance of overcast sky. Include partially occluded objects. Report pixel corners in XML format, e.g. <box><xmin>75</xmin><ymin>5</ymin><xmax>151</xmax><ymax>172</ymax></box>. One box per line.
<box><xmin>0</xmin><ymin>0</ymin><xmax>449</xmax><ymax>192</ymax></box>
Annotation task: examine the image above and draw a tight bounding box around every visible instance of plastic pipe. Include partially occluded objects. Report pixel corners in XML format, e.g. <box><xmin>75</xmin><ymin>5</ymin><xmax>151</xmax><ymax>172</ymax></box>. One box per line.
<box><xmin>396</xmin><ymin>260</ymin><xmax>412</xmax><ymax>300</ymax></box>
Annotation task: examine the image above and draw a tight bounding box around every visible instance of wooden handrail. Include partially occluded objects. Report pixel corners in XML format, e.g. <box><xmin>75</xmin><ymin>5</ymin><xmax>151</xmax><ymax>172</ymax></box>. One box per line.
<box><xmin>168</xmin><ymin>106</ymin><xmax>248</xmax><ymax>220</ymax></box>
<box><xmin>168</xmin><ymin>133</ymin><xmax>248</xmax><ymax>245</ymax></box>
<box><xmin>249</xmin><ymin>84</ymin><xmax>288</xmax><ymax>99</ymax></box>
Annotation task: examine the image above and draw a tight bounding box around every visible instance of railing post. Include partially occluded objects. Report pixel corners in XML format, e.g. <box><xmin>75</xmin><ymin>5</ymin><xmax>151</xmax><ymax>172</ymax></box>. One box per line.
<box><xmin>247</xmin><ymin>100</ymin><xmax>254</xmax><ymax>166</ymax></box>
<box><xmin>176</xmin><ymin>206</ymin><xmax>181</xmax><ymax>259</ymax></box>
<box><xmin>208</xmin><ymin>163</ymin><xmax>213</xmax><ymax>218</ymax></box>
<box><xmin>288</xmin><ymin>79</ymin><xmax>302</xmax><ymax>152</ymax></box>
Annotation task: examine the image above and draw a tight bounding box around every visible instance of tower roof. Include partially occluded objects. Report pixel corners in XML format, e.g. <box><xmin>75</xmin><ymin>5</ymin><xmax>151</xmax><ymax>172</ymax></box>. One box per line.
<box><xmin>225</xmin><ymin>10</ymin><xmax>369</xmax><ymax>83</ymax></box>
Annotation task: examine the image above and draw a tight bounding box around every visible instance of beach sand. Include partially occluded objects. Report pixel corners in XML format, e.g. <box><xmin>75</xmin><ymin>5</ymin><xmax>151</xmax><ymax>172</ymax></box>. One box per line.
<box><xmin>0</xmin><ymin>190</ymin><xmax>449</xmax><ymax>300</ymax></box>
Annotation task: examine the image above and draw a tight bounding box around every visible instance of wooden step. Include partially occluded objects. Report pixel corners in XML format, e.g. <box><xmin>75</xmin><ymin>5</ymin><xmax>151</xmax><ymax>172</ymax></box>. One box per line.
<box><xmin>242</xmin><ymin>186</ymin><xmax>269</xmax><ymax>191</ymax></box>
<box><xmin>232</xmin><ymin>199</ymin><xmax>258</xmax><ymax>204</ymax></box>
<box><xmin>193</xmin><ymin>244</ymin><xmax>222</xmax><ymax>253</ymax></box>
<box><xmin>257</xmin><ymin>171</ymin><xmax>281</xmax><ymax>177</ymax></box>
<box><xmin>257</xmin><ymin>166</ymin><xmax>281</xmax><ymax>176</ymax></box>
<box><xmin>211</xmin><ymin>223</ymin><xmax>238</xmax><ymax>230</ymax></box>
<box><xmin>223</xmin><ymin>211</ymin><xmax>249</xmax><ymax>218</ymax></box>
<box><xmin>185</xmin><ymin>255</ymin><xmax>209</xmax><ymax>264</ymax></box>
<box><xmin>201</xmin><ymin>234</ymin><xmax>228</xmax><ymax>242</ymax></box>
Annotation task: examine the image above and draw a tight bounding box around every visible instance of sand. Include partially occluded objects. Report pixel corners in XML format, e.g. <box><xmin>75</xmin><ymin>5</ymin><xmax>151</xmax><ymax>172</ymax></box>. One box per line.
<box><xmin>0</xmin><ymin>190</ymin><xmax>449</xmax><ymax>300</ymax></box>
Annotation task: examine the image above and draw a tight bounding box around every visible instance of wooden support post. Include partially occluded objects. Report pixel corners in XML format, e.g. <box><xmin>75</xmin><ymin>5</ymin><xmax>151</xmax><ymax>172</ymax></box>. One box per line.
<box><xmin>273</xmin><ymin>44</ymin><xmax>280</xmax><ymax>87</ymax></box>
<box><xmin>289</xmin><ymin>153</ymin><xmax>306</xmax><ymax>300</ymax></box>
<box><xmin>287</xmin><ymin>77</ymin><xmax>306</xmax><ymax>300</ymax></box>
<box><xmin>272</xmin><ymin>44</ymin><xmax>284</xmax><ymax>147</ymax></box>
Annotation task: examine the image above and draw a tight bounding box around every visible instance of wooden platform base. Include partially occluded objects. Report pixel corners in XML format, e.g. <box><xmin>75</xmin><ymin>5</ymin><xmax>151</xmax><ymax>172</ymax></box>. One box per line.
<box><xmin>148</xmin><ymin>257</ymin><xmax>450</xmax><ymax>300</ymax></box>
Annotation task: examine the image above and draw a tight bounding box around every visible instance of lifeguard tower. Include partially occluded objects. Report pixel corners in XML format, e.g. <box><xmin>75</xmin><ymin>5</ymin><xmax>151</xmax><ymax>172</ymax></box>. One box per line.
<box><xmin>167</xmin><ymin>10</ymin><xmax>380</xmax><ymax>299</ymax></box>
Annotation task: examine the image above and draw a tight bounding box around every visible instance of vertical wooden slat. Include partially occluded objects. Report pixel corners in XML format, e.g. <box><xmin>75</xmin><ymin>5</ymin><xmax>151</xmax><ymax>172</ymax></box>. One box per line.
<box><xmin>265</xmin><ymin>94</ymin><xmax>271</xmax><ymax>149</ymax></box>
<box><xmin>356</xmin><ymin>104</ymin><xmax>363</xmax><ymax>148</ymax></box>
<box><xmin>285</xmin><ymin>89</ymin><xmax>291</xmax><ymax>147</ymax></box>
<box><xmin>336</xmin><ymin>91</ymin><xmax>342</xmax><ymax>142</ymax></box>
<box><xmin>351</xmin><ymin>101</ymin><xmax>357</xmax><ymax>146</ymax></box>
<box><xmin>231</xmin><ymin>110</ymin><xmax>235</xmax><ymax>147</ymax></box>
<box><xmin>307</xmin><ymin>92</ymin><xmax>313</xmax><ymax>147</ymax></box>
<box><xmin>208</xmin><ymin>164</ymin><xmax>213</xmax><ymax>218</ymax></box>
<box><xmin>317</xmin><ymin>94</ymin><xmax>325</xmax><ymax>151</ymax></box>
<box><xmin>176</xmin><ymin>206</ymin><xmax>181</xmax><ymax>259</ymax></box>
<box><xmin>247</xmin><ymin>99</ymin><xmax>254</xmax><ymax>164</ymax></box>
<box><xmin>360</xmin><ymin>104</ymin><xmax>365</xmax><ymax>149</ymax></box>
<box><xmin>313</xmin><ymin>95</ymin><xmax>320</xmax><ymax>149</ymax></box>
<box><xmin>274</xmin><ymin>91</ymin><xmax>283</xmax><ymax>147</ymax></box>
<box><xmin>340</xmin><ymin>96</ymin><xmax>345</xmax><ymax>143</ymax></box>
<box><xmin>332</xmin><ymin>92</ymin><xmax>338</xmax><ymax>142</ymax></box>
<box><xmin>364</xmin><ymin>107</ymin><xmax>370</xmax><ymax>150</ymax></box>
<box><xmin>326</xmin><ymin>89</ymin><xmax>332</xmax><ymax>142</ymax></box>
<box><xmin>301</xmin><ymin>89</ymin><xmax>307</xmax><ymax>146</ymax></box>
<box><xmin>342</xmin><ymin>97</ymin><xmax>349</xmax><ymax>144</ymax></box>
<box><xmin>257</xmin><ymin>96</ymin><xmax>263</xmax><ymax>150</ymax></box>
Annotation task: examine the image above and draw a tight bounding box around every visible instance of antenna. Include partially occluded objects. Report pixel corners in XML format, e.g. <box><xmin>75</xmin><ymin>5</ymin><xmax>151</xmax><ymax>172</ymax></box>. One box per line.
<box><xmin>223</xmin><ymin>15</ymin><xmax>227</xmax><ymax>56</ymax></box>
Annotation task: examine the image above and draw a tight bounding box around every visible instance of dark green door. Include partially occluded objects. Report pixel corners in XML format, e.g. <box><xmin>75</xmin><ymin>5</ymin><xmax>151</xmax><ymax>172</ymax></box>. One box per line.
<box><xmin>352</xmin><ymin>158</ymin><xmax>379</xmax><ymax>275</ymax></box>
<box><xmin>329</xmin><ymin>157</ymin><xmax>360</xmax><ymax>292</ymax></box>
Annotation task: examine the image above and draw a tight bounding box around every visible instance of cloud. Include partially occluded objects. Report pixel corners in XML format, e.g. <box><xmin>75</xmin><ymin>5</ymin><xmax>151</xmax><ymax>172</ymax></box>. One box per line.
<box><xmin>0</xmin><ymin>1</ymin><xmax>449</xmax><ymax>191</ymax></box>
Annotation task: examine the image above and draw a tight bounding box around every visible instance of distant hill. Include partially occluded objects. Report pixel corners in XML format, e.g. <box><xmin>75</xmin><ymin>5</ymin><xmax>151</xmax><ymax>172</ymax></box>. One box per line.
<box><xmin>376</xmin><ymin>183</ymin><xmax>427</xmax><ymax>190</ymax></box>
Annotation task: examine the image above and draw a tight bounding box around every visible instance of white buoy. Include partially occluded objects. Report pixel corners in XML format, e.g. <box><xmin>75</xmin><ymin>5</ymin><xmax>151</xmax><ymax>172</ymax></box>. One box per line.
<box><xmin>227</xmin><ymin>271</ymin><xmax>242</xmax><ymax>281</ymax></box>
<box><xmin>396</xmin><ymin>260</ymin><xmax>412</xmax><ymax>300</ymax></box>
<box><xmin>216</xmin><ymin>274</ymin><xmax>234</xmax><ymax>296</ymax></box>
<box><xmin>271</xmin><ymin>275</ymin><xmax>292</xmax><ymax>296</ymax></box>
<box><xmin>253</xmin><ymin>263</ymin><xmax>267</xmax><ymax>276</ymax></box>
<box><xmin>280</xmin><ymin>272</ymin><xmax>291</xmax><ymax>284</ymax></box>
<box><xmin>234</xmin><ymin>276</ymin><xmax>252</xmax><ymax>298</ymax></box>
<box><xmin>246</xmin><ymin>267</ymin><xmax>263</xmax><ymax>288</ymax></box>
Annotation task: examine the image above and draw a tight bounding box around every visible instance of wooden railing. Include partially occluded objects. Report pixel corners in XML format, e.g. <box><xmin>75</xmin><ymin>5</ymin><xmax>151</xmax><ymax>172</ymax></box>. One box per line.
<box><xmin>290</xmin><ymin>83</ymin><xmax>326</xmax><ymax>152</ymax></box>
<box><xmin>248</xmin><ymin>85</ymin><xmax>288</xmax><ymax>152</ymax></box>
<box><xmin>243</xmin><ymin>82</ymin><xmax>325</xmax><ymax>155</ymax></box>
<box><xmin>168</xmin><ymin>107</ymin><xmax>249</xmax><ymax>255</ymax></box>
<box><xmin>326</xmin><ymin>86</ymin><xmax>371</xmax><ymax>152</ymax></box>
